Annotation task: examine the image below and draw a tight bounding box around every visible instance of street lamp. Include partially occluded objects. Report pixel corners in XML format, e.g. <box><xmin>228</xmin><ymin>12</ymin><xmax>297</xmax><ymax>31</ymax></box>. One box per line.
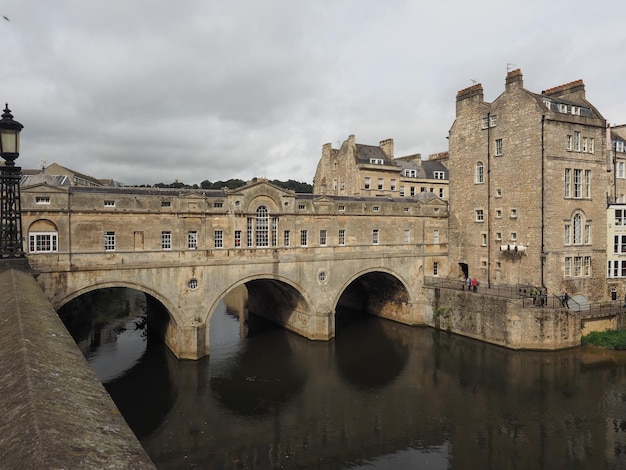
<box><xmin>0</xmin><ymin>103</ymin><xmax>26</xmax><ymax>261</ymax></box>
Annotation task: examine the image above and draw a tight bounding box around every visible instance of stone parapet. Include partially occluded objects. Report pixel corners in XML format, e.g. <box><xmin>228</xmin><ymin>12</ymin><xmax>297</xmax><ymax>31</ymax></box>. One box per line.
<box><xmin>0</xmin><ymin>268</ymin><xmax>154</xmax><ymax>469</ymax></box>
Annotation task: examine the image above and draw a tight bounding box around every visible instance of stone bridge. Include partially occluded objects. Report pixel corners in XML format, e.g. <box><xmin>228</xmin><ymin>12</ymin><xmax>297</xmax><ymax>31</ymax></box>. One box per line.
<box><xmin>22</xmin><ymin>181</ymin><xmax>448</xmax><ymax>359</ymax></box>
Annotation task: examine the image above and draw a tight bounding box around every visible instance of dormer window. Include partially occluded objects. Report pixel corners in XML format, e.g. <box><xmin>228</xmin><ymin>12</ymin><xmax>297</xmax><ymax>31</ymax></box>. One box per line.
<box><xmin>404</xmin><ymin>169</ymin><xmax>417</xmax><ymax>178</ymax></box>
<box><xmin>370</xmin><ymin>158</ymin><xmax>384</xmax><ymax>165</ymax></box>
<box><xmin>543</xmin><ymin>99</ymin><xmax>552</xmax><ymax>109</ymax></box>
<box><xmin>434</xmin><ymin>171</ymin><xmax>445</xmax><ymax>179</ymax></box>
<box><xmin>558</xmin><ymin>104</ymin><xmax>567</xmax><ymax>113</ymax></box>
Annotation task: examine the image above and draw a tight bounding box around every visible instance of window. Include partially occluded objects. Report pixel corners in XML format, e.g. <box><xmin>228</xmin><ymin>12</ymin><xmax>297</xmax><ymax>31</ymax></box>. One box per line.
<box><xmin>481</xmin><ymin>233</ymin><xmax>487</xmax><ymax>246</ymax></box>
<box><xmin>102</xmin><ymin>200</ymin><xmax>115</xmax><ymax>207</ymax></box>
<box><xmin>319</xmin><ymin>230</ymin><xmax>327</xmax><ymax>246</ymax></box>
<box><xmin>256</xmin><ymin>205</ymin><xmax>269</xmax><ymax>247</ymax></box>
<box><xmin>574</xmin><ymin>131</ymin><xmax>580</xmax><ymax>151</ymax></box>
<box><xmin>569</xmin><ymin>212</ymin><xmax>590</xmax><ymax>246</ymax></box>
<box><xmin>564</xmin><ymin>224</ymin><xmax>571</xmax><ymax>245</ymax></box>
<box><xmin>510</xmin><ymin>209</ymin><xmax>517</xmax><ymax>219</ymax></box>
<box><xmin>404</xmin><ymin>169</ymin><xmax>417</xmax><ymax>178</ymax></box>
<box><xmin>614</xmin><ymin>235</ymin><xmax>626</xmax><ymax>254</ymax></box>
<box><xmin>496</xmin><ymin>209</ymin><xmax>502</xmax><ymax>219</ymax></box>
<box><xmin>495</xmin><ymin>188</ymin><xmax>502</xmax><ymax>198</ymax></box>
<box><xmin>29</xmin><ymin>232</ymin><xmax>58</xmax><ymax>253</ymax></box>
<box><xmin>490</xmin><ymin>115</ymin><xmax>498</xmax><ymax>127</ymax></box>
<box><xmin>495</xmin><ymin>232</ymin><xmax>502</xmax><ymax>241</ymax></box>
<box><xmin>565</xmin><ymin>256</ymin><xmax>591</xmax><ymax>277</ymax></box>
<box><xmin>214</xmin><ymin>230</ymin><xmax>223</xmax><ymax>248</ymax></box>
<box><xmin>475</xmin><ymin>161</ymin><xmax>484</xmax><ymax>183</ymax></box>
<box><xmin>439</xmin><ymin>189</ymin><xmax>444</xmax><ymax>198</ymax></box>
<box><xmin>372</xmin><ymin>229</ymin><xmax>379</xmax><ymax>245</ymax></box>
<box><xmin>161</xmin><ymin>200</ymin><xmax>171</xmax><ymax>207</ymax></box>
<box><xmin>161</xmin><ymin>231</ymin><xmax>172</xmax><ymax>250</ymax></box>
<box><xmin>364</xmin><ymin>177</ymin><xmax>371</xmax><ymax>190</ymax></box>
<box><xmin>616</xmin><ymin>209</ymin><xmax>625</xmax><ymax>226</ymax></box>
<box><xmin>298</xmin><ymin>204</ymin><xmax>306</xmax><ymax>210</ymax></box>
<box><xmin>390</xmin><ymin>179</ymin><xmax>397</xmax><ymax>191</ymax></box>
<box><xmin>284</xmin><ymin>230</ymin><xmax>290</xmax><ymax>247</ymax></box>
<box><xmin>378</xmin><ymin>178</ymin><xmax>384</xmax><ymax>190</ymax></box>
<box><xmin>564</xmin><ymin>168</ymin><xmax>571</xmax><ymax>197</ymax></box>
<box><xmin>214</xmin><ymin>201</ymin><xmax>223</xmax><ymax>208</ymax></box>
<box><xmin>373</xmin><ymin>206</ymin><xmax>380</xmax><ymax>212</ymax></box>
<box><xmin>400</xmin><ymin>186</ymin><xmax>405</xmax><ymax>197</ymax></box>
<box><xmin>566</xmin><ymin>135</ymin><xmax>573</xmax><ymax>151</ymax></box>
<box><xmin>475</xmin><ymin>209</ymin><xmax>484</xmax><ymax>222</ymax></box>
<box><xmin>573</xmin><ymin>169</ymin><xmax>582</xmax><ymax>198</ymax></box>
<box><xmin>188</xmin><ymin>231</ymin><xmax>198</xmax><ymax>249</ymax></box>
<box><xmin>104</xmin><ymin>231</ymin><xmax>115</xmax><ymax>251</ymax></box>
<box><xmin>582</xmin><ymin>137</ymin><xmax>588</xmax><ymax>153</ymax></box>
<box><xmin>584</xmin><ymin>170</ymin><xmax>591</xmax><ymax>198</ymax></box>
<box><xmin>589</xmin><ymin>138</ymin><xmax>594</xmax><ymax>153</ymax></box>
<box><xmin>338</xmin><ymin>205</ymin><xmax>345</xmax><ymax>211</ymax></box>
<box><xmin>247</xmin><ymin>218</ymin><xmax>253</xmax><ymax>247</ymax></box>
<box><xmin>410</xmin><ymin>187</ymin><xmax>416</xmax><ymax>197</ymax></box>
<box><xmin>300</xmin><ymin>230</ymin><xmax>308</xmax><ymax>246</ymax></box>
<box><xmin>511</xmin><ymin>232</ymin><xmax>517</xmax><ymax>241</ymax></box>
<box><xmin>434</xmin><ymin>171</ymin><xmax>445</xmax><ymax>179</ymax></box>
<box><xmin>481</xmin><ymin>117</ymin><xmax>489</xmax><ymax>129</ymax></box>
<box><xmin>618</xmin><ymin>162</ymin><xmax>626</xmax><ymax>179</ymax></box>
<box><xmin>433</xmin><ymin>229</ymin><xmax>439</xmax><ymax>244</ymax></box>
<box><xmin>370</xmin><ymin>158</ymin><xmax>384</xmax><ymax>165</ymax></box>
<box><xmin>234</xmin><ymin>230</ymin><xmax>242</xmax><ymax>247</ymax></box>
<box><xmin>433</xmin><ymin>262</ymin><xmax>439</xmax><ymax>276</ymax></box>
<box><xmin>35</xmin><ymin>196</ymin><xmax>50</xmax><ymax>205</ymax></box>
<box><xmin>340</xmin><ymin>181</ymin><xmax>345</xmax><ymax>190</ymax></box>
<box><xmin>338</xmin><ymin>229</ymin><xmax>345</xmax><ymax>246</ymax></box>
<box><xmin>404</xmin><ymin>229</ymin><xmax>410</xmax><ymax>244</ymax></box>
<box><xmin>495</xmin><ymin>139</ymin><xmax>503</xmax><ymax>156</ymax></box>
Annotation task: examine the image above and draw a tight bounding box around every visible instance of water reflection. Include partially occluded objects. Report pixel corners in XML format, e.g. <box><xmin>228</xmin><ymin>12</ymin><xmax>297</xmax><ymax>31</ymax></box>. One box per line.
<box><xmin>61</xmin><ymin>288</ymin><xmax>626</xmax><ymax>470</ymax></box>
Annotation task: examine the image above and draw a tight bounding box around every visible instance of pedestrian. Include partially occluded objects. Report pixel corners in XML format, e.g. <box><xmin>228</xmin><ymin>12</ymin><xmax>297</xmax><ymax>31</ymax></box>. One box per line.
<box><xmin>466</xmin><ymin>277</ymin><xmax>471</xmax><ymax>291</ymax></box>
<box><xmin>472</xmin><ymin>277</ymin><xmax>478</xmax><ymax>293</ymax></box>
<box><xmin>561</xmin><ymin>291</ymin><xmax>568</xmax><ymax>308</ymax></box>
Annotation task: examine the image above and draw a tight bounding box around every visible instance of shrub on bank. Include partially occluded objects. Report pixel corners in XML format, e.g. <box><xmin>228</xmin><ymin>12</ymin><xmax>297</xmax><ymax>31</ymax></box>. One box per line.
<box><xmin>581</xmin><ymin>330</ymin><xmax>626</xmax><ymax>350</ymax></box>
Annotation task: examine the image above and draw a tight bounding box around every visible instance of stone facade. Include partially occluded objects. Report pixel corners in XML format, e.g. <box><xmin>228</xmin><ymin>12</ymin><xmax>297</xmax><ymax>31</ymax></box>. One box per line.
<box><xmin>21</xmin><ymin>180</ymin><xmax>448</xmax><ymax>358</ymax></box>
<box><xmin>313</xmin><ymin>134</ymin><xmax>449</xmax><ymax>200</ymax></box>
<box><xmin>448</xmin><ymin>69</ymin><xmax>608</xmax><ymax>302</ymax></box>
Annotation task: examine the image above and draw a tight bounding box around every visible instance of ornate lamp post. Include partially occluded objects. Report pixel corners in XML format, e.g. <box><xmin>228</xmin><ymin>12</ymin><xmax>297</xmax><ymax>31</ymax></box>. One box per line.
<box><xmin>0</xmin><ymin>103</ymin><xmax>25</xmax><ymax>261</ymax></box>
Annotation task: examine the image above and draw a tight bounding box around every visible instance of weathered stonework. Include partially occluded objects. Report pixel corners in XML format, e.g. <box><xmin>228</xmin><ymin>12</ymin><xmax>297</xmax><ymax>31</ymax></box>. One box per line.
<box><xmin>448</xmin><ymin>69</ymin><xmax>608</xmax><ymax>302</ymax></box>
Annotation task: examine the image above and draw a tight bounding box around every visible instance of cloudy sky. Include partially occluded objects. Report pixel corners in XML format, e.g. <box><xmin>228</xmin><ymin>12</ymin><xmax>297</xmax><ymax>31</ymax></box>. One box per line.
<box><xmin>2</xmin><ymin>1</ymin><xmax>626</xmax><ymax>186</ymax></box>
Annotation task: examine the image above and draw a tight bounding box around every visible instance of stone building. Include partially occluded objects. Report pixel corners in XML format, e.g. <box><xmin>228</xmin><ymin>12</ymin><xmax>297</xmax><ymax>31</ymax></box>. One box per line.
<box><xmin>21</xmin><ymin>179</ymin><xmax>448</xmax><ymax>278</ymax></box>
<box><xmin>313</xmin><ymin>134</ymin><xmax>448</xmax><ymax>200</ymax></box>
<box><xmin>607</xmin><ymin>126</ymin><xmax>626</xmax><ymax>300</ymax></box>
<box><xmin>447</xmin><ymin>69</ymin><xmax>608</xmax><ymax>303</ymax></box>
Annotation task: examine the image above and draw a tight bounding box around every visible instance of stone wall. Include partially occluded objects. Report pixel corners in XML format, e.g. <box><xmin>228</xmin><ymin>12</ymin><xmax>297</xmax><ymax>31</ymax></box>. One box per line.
<box><xmin>0</xmin><ymin>268</ymin><xmax>154</xmax><ymax>469</ymax></box>
<box><xmin>429</xmin><ymin>287</ymin><xmax>581</xmax><ymax>350</ymax></box>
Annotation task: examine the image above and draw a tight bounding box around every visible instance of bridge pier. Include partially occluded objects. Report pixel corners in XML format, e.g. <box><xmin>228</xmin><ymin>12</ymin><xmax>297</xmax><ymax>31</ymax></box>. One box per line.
<box><xmin>164</xmin><ymin>320</ymin><xmax>209</xmax><ymax>360</ymax></box>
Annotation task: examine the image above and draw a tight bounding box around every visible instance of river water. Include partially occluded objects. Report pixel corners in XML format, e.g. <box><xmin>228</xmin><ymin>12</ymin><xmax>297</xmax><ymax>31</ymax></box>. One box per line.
<box><xmin>59</xmin><ymin>288</ymin><xmax>626</xmax><ymax>469</ymax></box>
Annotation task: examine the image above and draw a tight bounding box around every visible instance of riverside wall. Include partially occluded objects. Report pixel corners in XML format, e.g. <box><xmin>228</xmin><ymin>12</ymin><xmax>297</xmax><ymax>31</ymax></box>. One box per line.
<box><xmin>428</xmin><ymin>287</ymin><xmax>582</xmax><ymax>350</ymax></box>
<box><xmin>0</xmin><ymin>268</ymin><xmax>155</xmax><ymax>469</ymax></box>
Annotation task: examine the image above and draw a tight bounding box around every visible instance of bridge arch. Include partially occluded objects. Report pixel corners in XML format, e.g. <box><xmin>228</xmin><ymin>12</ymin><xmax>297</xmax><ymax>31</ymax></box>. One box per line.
<box><xmin>333</xmin><ymin>267</ymin><xmax>414</xmax><ymax>325</ymax></box>
<box><xmin>55</xmin><ymin>281</ymin><xmax>184</xmax><ymax>328</ymax></box>
<box><xmin>207</xmin><ymin>273</ymin><xmax>317</xmax><ymax>339</ymax></box>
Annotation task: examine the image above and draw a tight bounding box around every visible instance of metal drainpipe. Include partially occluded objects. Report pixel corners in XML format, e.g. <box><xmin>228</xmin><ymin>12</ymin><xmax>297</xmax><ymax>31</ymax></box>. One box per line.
<box><xmin>487</xmin><ymin>112</ymin><xmax>491</xmax><ymax>288</ymax></box>
<box><xmin>541</xmin><ymin>115</ymin><xmax>545</xmax><ymax>289</ymax></box>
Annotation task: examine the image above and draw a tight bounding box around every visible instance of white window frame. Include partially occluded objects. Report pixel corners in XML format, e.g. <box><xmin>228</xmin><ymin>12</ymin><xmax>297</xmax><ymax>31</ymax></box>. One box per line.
<box><xmin>29</xmin><ymin>232</ymin><xmax>58</xmax><ymax>253</ymax></box>
<box><xmin>372</xmin><ymin>229</ymin><xmax>379</xmax><ymax>245</ymax></box>
<box><xmin>475</xmin><ymin>161</ymin><xmax>484</xmax><ymax>184</ymax></box>
<box><xmin>35</xmin><ymin>196</ymin><xmax>50</xmax><ymax>205</ymax></box>
<box><xmin>338</xmin><ymin>229</ymin><xmax>345</xmax><ymax>246</ymax></box>
<box><xmin>300</xmin><ymin>230</ymin><xmax>308</xmax><ymax>247</ymax></box>
<box><xmin>161</xmin><ymin>231</ymin><xmax>172</xmax><ymax>250</ymax></box>
<box><xmin>104</xmin><ymin>231</ymin><xmax>116</xmax><ymax>251</ymax></box>
<box><xmin>364</xmin><ymin>177</ymin><xmax>370</xmax><ymax>190</ymax></box>
<box><xmin>214</xmin><ymin>230</ymin><xmax>223</xmax><ymax>249</ymax></box>
<box><xmin>495</xmin><ymin>139</ymin><xmax>503</xmax><ymax>156</ymax></box>
<box><xmin>319</xmin><ymin>229</ymin><xmax>327</xmax><ymax>246</ymax></box>
<box><xmin>187</xmin><ymin>231</ymin><xmax>198</xmax><ymax>250</ymax></box>
<box><xmin>475</xmin><ymin>209</ymin><xmax>484</xmax><ymax>222</ymax></box>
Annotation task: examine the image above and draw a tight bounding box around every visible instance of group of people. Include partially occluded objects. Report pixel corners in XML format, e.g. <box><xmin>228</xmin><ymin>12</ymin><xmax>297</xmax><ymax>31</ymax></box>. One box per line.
<box><xmin>462</xmin><ymin>277</ymin><xmax>479</xmax><ymax>293</ymax></box>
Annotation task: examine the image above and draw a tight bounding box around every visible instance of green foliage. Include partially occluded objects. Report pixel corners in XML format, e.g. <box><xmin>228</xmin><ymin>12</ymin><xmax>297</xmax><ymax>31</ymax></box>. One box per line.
<box><xmin>581</xmin><ymin>330</ymin><xmax>626</xmax><ymax>350</ymax></box>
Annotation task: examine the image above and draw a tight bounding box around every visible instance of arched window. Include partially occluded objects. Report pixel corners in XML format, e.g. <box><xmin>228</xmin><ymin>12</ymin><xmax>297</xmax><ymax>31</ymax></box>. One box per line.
<box><xmin>569</xmin><ymin>211</ymin><xmax>590</xmax><ymax>245</ymax></box>
<box><xmin>28</xmin><ymin>219</ymin><xmax>59</xmax><ymax>253</ymax></box>
<box><xmin>475</xmin><ymin>161</ymin><xmax>484</xmax><ymax>184</ymax></box>
<box><xmin>255</xmin><ymin>205</ymin><xmax>269</xmax><ymax>247</ymax></box>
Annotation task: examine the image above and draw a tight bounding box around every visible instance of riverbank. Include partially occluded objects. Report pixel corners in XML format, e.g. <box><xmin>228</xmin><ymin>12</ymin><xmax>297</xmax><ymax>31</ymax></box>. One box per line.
<box><xmin>0</xmin><ymin>268</ymin><xmax>155</xmax><ymax>469</ymax></box>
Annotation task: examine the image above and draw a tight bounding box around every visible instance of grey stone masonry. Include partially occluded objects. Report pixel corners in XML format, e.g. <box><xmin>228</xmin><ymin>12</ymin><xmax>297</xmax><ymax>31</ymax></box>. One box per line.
<box><xmin>0</xmin><ymin>269</ymin><xmax>155</xmax><ymax>469</ymax></box>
